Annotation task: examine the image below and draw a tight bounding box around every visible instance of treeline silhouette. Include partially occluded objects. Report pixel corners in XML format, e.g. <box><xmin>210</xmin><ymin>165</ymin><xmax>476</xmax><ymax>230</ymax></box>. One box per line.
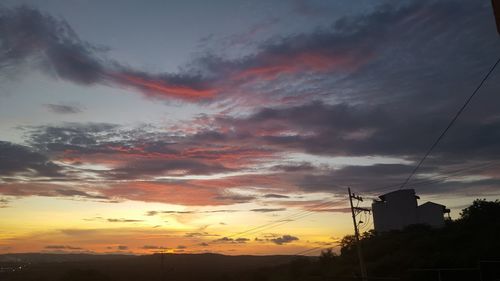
<box><xmin>242</xmin><ymin>199</ymin><xmax>500</xmax><ymax>281</ymax></box>
<box><xmin>1</xmin><ymin>199</ymin><xmax>499</xmax><ymax>281</ymax></box>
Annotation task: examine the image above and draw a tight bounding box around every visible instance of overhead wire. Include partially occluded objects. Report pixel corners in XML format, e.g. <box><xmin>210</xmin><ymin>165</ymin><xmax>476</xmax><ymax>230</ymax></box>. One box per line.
<box><xmin>223</xmin><ymin>198</ymin><xmax>340</xmax><ymax>240</ymax></box>
<box><xmin>398</xmin><ymin>57</ymin><xmax>500</xmax><ymax>190</ymax></box>
<box><xmin>366</xmin><ymin>160</ymin><xmax>500</xmax><ymax>193</ymax></box>
<box><xmin>181</xmin><ymin>198</ymin><xmax>342</xmax><ymax>253</ymax></box>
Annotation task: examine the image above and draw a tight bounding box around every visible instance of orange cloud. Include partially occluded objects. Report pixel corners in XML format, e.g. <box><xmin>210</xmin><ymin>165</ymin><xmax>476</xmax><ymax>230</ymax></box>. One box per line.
<box><xmin>111</xmin><ymin>73</ymin><xmax>217</xmax><ymax>101</ymax></box>
<box><xmin>103</xmin><ymin>182</ymin><xmax>229</xmax><ymax>206</ymax></box>
<box><xmin>233</xmin><ymin>51</ymin><xmax>373</xmax><ymax>81</ymax></box>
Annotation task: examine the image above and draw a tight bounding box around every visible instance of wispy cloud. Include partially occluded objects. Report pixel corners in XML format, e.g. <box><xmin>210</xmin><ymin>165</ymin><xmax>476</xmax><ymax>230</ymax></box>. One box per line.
<box><xmin>250</xmin><ymin>208</ymin><xmax>287</xmax><ymax>213</ymax></box>
<box><xmin>45</xmin><ymin>245</ymin><xmax>83</xmax><ymax>250</ymax></box>
<box><xmin>44</xmin><ymin>103</ymin><xmax>83</xmax><ymax>114</ymax></box>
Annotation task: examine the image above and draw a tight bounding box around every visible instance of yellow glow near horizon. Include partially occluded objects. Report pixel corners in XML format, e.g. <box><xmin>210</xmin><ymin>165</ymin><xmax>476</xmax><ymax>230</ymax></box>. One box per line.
<box><xmin>0</xmin><ymin>195</ymin><xmax>349</xmax><ymax>255</ymax></box>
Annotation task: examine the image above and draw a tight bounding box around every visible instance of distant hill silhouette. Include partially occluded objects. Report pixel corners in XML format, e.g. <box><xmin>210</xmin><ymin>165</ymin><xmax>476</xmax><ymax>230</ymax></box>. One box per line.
<box><xmin>0</xmin><ymin>253</ymin><xmax>297</xmax><ymax>281</ymax></box>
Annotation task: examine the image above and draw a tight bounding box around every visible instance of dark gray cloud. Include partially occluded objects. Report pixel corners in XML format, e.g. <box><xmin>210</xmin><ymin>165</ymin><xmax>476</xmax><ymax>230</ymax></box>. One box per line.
<box><xmin>214</xmin><ymin>237</ymin><xmax>249</xmax><ymax>244</ymax></box>
<box><xmin>270</xmin><ymin>235</ymin><xmax>299</xmax><ymax>245</ymax></box>
<box><xmin>212</xmin><ymin>98</ymin><xmax>500</xmax><ymax>167</ymax></box>
<box><xmin>26</xmin><ymin>123</ymin><xmax>119</xmax><ymax>153</ymax></box>
<box><xmin>214</xmin><ymin>192</ymin><xmax>256</xmax><ymax>203</ymax></box>
<box><xmin>109</xmin><ymin>159</ymin><xmax>232</xmax><ymax>179</ymax></box>
<box><xmin>0</xmin><ymin>6</ymin><xmax>104</xmax><ymax>84</ymax></box>
<box><xmin>263</xmin><ymin>194</ymin><xmax>290</xmax><ymax>199</ymax></box>
<box><xmin>0</xmin><ymin>141</ymin><xmax>62</xmax><ymax>177</ymax></box>
<box><xmin>179</xmin><ymin>0</ymin><xmax>499</xmax><ymax>107</ymax></box>
<box><xmin>44</xmin><ymin>104</ymin><xmax>83</xmax><ymax>114</ymax></box>
<box><xmin>271</xmin><ymin>163</ymin><xmax>316</xmax><ymax>173</ymax></box>
<box><xmin>0</xmin><ymin>182</ymin><xmax>110</xmax><ymax>201</ymax></box>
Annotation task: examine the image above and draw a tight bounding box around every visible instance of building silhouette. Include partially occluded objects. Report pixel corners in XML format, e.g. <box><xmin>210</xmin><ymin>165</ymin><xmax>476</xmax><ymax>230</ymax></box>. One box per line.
<box><xmin>372</xmin><ymin>189</ymin><xmax>450</xmax><ymax>232</ymax></box>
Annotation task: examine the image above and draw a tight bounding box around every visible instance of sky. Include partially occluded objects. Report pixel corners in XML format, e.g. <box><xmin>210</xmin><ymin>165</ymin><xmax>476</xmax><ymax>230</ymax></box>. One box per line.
<box><xmin>0</xmin><ymin>0</ymin><xmax>500</xmax><ymax>256</ymax></box>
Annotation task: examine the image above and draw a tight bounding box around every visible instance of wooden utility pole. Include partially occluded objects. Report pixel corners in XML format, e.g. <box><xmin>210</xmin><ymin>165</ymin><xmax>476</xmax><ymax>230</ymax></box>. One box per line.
<box><xmin>348</xmin><ymin>187</ymin><xmax>369</xmax><ymax>281</ymax></box>
<box><xmin>493</xmin><ymin>0</ymin><xmax>500</xmax><ymax>34</ymax></box>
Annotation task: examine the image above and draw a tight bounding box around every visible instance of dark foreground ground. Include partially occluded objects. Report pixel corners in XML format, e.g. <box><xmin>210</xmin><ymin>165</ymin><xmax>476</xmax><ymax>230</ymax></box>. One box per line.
<box><xmin>0</xmin><ymin>253</ymin><xmax>301</xmax><ymax>281</ymax></box>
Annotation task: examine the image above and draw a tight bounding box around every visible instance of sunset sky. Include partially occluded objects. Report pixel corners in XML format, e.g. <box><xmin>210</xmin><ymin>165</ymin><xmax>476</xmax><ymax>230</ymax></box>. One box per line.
<box><xmin>1</xmin><ymin>0</ymin><xmax>500</xmax><ymax>256</ymax></box>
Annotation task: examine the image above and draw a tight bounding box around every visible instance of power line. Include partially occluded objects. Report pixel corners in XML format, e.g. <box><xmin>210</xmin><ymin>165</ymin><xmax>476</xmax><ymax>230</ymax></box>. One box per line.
<box><xmin>238</xmin><ymin>206</ymin><xmax>333</xmax><ymax>237</ymax></box>
<box><xmin>399</xmin><ymin>57</ymin><xmax>500</xmax><ymax>190</ymax></box>
<box><xmin>182</xmin><ymin>198</ymin><xmax>340</xmax><ymax>252</ymax></box>
<box><xmin>290</xmin><ymin>246</ymin><xmax>323</xmax><ymax>256</ymax></box>
<box><xmin>367</xmin><ymin>160</ymin><xmax>500</xmax><ymax>194</ymax></box>
<box><xmin>223</xmin><ymin>199</ymin><xmax>338</xmax><ymax>239</ymax></box>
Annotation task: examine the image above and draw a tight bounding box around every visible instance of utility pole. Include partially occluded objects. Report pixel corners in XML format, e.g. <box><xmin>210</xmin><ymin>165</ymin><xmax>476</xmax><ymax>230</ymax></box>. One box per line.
<box><xmin>348</xmin><ymin>187</ymin><xmax>369</xmax><ymax>281</ymax></box>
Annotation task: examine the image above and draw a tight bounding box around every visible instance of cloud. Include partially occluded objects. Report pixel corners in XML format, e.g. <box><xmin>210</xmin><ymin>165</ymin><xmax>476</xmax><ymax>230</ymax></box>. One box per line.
<box><xmin>184</xmin><ymin>232</ymin><xmax>218</xmax><ymax>238</ymax></box>
<box><xmin>55</xmin><ymin>189</ymin><xmax>108</xmax><ymax>200</ymax></box>
<box><xmin>109</xmin><ymin>158</ymin><xmax>233</xmax><ymax>179</ymax></box>
<box><xmin>5</xmin><ymin>0</ymin><xmax>491</xmax><ymax>107</ymax></box>
<box><xmin>45</xmin><ymin>245</ymin><xmax>83</xmax><ymax>250</ymax></box>
<box><xmin>214</xmin><ymin>237</ymin><xmax>249</xmax><ymax>244</ymax></box>
<box><xmin>235</xmin><ymin>238</ymin><xmax>250</xmax><ymax>243</ymax></box>
<box><xmin>292</xmin><ymin>0</ymin><xmax>330</xmax><ymax>17</ymax></box>
<box><xmin>23</xmin><ymin>123</ymin><xmax>268</xmax><ymax>181</ymax></box>
<box><xmin>0</xmin><ymin>6</ymin><xmax>215</xmax><ymax>102</ymax></box>
<box><xmin>102</xmin><ymin>181</ymin><xmax>236</xmax><ymax>206</ymax></box>
<box><xmin>263</xmin><ymin>194</ymin><xmax>290</xmax><ymax>199</ymax></box>
<box><xmin>147</xmin><ymin>210</ymin><xmax>195</xmax><ymax>216</ymax></box>
<box><xmin>142</xmin><ymin>245</ymin><xmax>168</xmax><ymax>250</ymax></box>
<box><xmin>44</xmin><ymin>103</ymin><xmax>83</xmax><ymax>114</ymax></box>
<box><xmin>2</xmin><ymin>0</ymin><xmax>500</xmax><ymax>205</ymax></box>
<box><xmin>110</xmin><ymin>71</ymin><xmax>216</xmax><ymax>101</ymax></box>
<box><xmin>0</xmin><ymin>198</ymin><xmax>10</xmax><ymax>208</ymax></box>
<box><xmin>0</xmin><ymin>182</ymin><xmax>109</xmax><ymax>201</ymax></box>
<box><xmin>250</xmin><ymin>208</ymin><xmax>287</xmax><ymax>213</ymax></box>
<box><xmin>214</xmin><ymin>191</ymin><xmax>256</xmax><ymax>203</ymax></box>
<box><xmin>5</xmin><ymin>117</ymin><xmax>500</xmax><ymax>204</ymax></box>
<box><xmin>270</xmin><ymin>235</ymin><xmax>299</xmax><ymax>245</ymax></box>
<box><xmin>106</xmin><ymin>218</ymin><xmax>143</xmax><ymax>223</ymax></box>
<box><xmin>59</xmin><ymin>229</ymin><xmax>100</xmax><ymax>236</ymax></box>
<box><xmin>0</xmin><ymin>141</ymin><xmax>62</xmax><ymax>177</ymax></box>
